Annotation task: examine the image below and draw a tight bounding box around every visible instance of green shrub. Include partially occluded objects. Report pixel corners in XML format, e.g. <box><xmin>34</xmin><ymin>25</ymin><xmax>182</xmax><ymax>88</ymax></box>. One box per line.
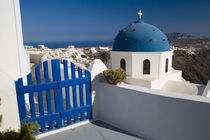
<box><xmin>1</xmin><ymin>131</ymin><xmax>19</xmax><ymax>140</ymax></box>
<box><xmin>0</xmin><ymin>122</ymin><xmax>40</xmax><ymax>140</ymax></box>
<box><xmin>102</xmin><ymin>68</ymin><xmax>126</xmax><ymax>85</ymax></box>
<box><xmin>18</xmin><ymin>122</ymin><xmax>39</xmax><ymax>140</ymax></box>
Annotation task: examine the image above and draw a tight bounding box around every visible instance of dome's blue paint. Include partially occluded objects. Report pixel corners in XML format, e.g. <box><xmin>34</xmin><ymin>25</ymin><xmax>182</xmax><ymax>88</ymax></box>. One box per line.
<box><xmin>112</xmin><ymin>19</ymin><xmax>170</xmax><ymax>52</ymax></box>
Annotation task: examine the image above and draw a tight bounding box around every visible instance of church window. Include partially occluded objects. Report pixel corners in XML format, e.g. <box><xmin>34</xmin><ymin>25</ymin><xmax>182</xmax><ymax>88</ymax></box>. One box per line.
<box><xmin>120</xmin><ymin>59</ymin><xmax>126</xmax><ymax>71</ymax></box>
<box><xmin>143</xmin><ymin>59</ymin><xmax>150</xmax><ymax>74</ymax></box>
<box><xmin>165</xmin><ymin>59</ymin><xmax>169</xmax><ymax>72</ymax></box>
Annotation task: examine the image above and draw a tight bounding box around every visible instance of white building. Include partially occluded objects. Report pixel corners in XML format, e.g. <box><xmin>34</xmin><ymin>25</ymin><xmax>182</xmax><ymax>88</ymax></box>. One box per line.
<box><xmin>111</xmin><ymin>11</ymin><xmax>204</xmax><ymax>95</ymax></box>
<box><xmin>0</xmin><ymin>0</ymin><xmax>30</xmax><ymax>131</ymax></box>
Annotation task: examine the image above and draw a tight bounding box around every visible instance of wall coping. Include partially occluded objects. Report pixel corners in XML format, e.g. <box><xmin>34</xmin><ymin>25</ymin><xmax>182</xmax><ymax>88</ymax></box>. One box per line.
<box><xmin>101</xmin><ymin>82</ymin><xmax>210</xmax><ymax>103</ymax></box>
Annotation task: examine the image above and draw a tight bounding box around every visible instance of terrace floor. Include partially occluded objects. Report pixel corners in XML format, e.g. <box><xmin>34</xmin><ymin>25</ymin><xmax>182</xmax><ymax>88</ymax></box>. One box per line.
<box><xmin>37</xmin><ymin>120</ymin><xmax>144</xmax><ymax>140</ymax></box>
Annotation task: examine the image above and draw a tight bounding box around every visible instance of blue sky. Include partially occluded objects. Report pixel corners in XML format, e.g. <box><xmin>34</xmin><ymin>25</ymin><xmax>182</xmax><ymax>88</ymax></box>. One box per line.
<box><xmin>20</xmin><ymin>0</ymin><xmax>210</xmax><ymax>42</ymax></box>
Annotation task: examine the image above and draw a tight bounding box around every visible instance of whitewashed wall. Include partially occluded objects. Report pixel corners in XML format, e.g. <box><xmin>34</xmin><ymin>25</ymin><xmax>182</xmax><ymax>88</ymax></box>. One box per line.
<box><xmin>159</xmin><ymin>51</ymin><xmax>173</xmax><ymax>76</ymax></box>
<box><xmin>0</xmin><ymin>0</ymin><xmax>29</xmax><ymax>131</ymax></box>
<box><xmin>93</xmin><ymin>81</ymin><xmax>210</xmax><ymax>140</ymax></box>
<box><xmin>111</xmin><ymin>51</ymin><xmax>173</xmax><ymax>79</ymax></box>
<box><xmin>111</xmin><ymin>51</ymin><xmax>132</xmax><ymax>76</ymax></box>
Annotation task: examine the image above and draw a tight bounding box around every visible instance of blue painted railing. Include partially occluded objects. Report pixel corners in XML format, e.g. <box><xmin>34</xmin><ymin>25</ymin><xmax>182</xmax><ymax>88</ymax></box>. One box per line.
<box><xmin>15</xmin><ymin>59</ymin><xmax>92</xmax><ymax>133</ymax></box>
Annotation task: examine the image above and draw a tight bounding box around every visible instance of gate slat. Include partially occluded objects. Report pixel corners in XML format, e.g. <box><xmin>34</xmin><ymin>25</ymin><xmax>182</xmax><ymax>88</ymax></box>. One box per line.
<box><xmin>19</xmin><ymin>82</ymin><xmax>57</xmax><ymax>93</ymax></box>
<box><xmin>63</xmin><ymin>60</ymin><xmax>72</xmax><ymax>125</ymax></box>
<box><xmin>78</xmin><ymin>67</ymin><xmax>85</xmax><ymax>121</ymax></box>
<box><xmin>24</xmin><ymin>113</ymin><xmax>60</xmax><ymax>124</ymax></box>
<box><xmin>85</xmin><ymin>70</ymin><xmax>92</xmax><ymax>119</ymax></box>
<box><xmin>35</xmin><ymin>65</ymin><xmax>46</xmax><ymax>132</ymax></box>
<box><xmin>59</xmin><ymin>78</ymin><xmax>89</xmax><ymax>87</ymax></box>
<box><xmin>52</xmin><ymin>59</ymin><xmax>63</xmax><ymax>128</ymax></box>
<box><xmin>71</xmin><ymin>62</ymin><xmax>79</xmax><ymax>122</ymax></box>
<box><xmin>27</xmin><ymin>73</ymin><xmax>36</xmax><ymax>118</ymax></box>
<box><xmin>16</xmin><ymin>78</ymin><xmax>27</xmax><ymax>121</ymax></box>
<box><xmin>43</xmin><ymin>61</ymin><xmax>54</xmax><ymax>130</ymax></box>
<box><xmin>60</xmin><ymin>105</ymin><xmax>91</xmax><ymax>119</ymax></box>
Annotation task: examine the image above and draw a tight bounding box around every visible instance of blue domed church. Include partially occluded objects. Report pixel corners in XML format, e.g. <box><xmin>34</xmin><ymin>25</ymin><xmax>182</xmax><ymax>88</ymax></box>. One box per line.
<box><xmin>111</xmin><ymin>10</ymin><xmax>184</xmax><ymax>89</ymax></box>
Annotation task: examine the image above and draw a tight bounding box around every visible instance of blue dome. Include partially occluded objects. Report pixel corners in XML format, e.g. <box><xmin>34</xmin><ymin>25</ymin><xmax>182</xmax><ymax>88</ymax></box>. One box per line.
<box><xmin>112</xmin><ymin>20</ymin><xmax>170</xmax><ymax>52</ymax></box>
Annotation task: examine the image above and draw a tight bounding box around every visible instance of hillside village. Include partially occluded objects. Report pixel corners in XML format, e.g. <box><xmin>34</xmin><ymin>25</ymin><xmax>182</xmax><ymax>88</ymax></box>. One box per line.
<box><xmin>25</xmin><ymin>45</ymin><xmax>111</xmax><ymax>69</ymax></box>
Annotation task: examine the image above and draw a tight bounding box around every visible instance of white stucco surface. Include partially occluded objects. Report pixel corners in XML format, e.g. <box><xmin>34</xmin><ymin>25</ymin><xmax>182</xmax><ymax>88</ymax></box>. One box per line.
<box><xmin>88</xmin><ymin>59</ymin><xmax>107</xmax><ymax>81</ymax></box>
<box><xmin>88</xmin><ymin>59</ymin><xmax>108</xmax><ymax>119</ymax></box>
<box><xmin>0</xmin><ymin>72</ymin><xmax>20</xmax><ymax>131</ymax></box>
<box><xmin>92</xmin><ymin>80</ymin><xmax>210</xmax><ymax>140</ymax></box>
<box><xmin>161</xmin><ymin>80</ymin><xmax>205</xmax><ymax>95</ymax></box>
<box><xmin>203</xmin><ymin>81</ymin><xmax>210</xmax><ymax>97</ymax></box>
<box><xmin>111</xmin><ymin>51</ymin><xmax>172</xmax><ymax>78</ymax></box>
<box><xmin>126</xmin><ymin>69</ymin><xmax>182</xmax><ymax>89</ymax></box>
<box><xmin>111</xmin><ymin>51</ymin><xmax>133</xmax><ymax>76</ymax></box>
<box><xmin>0</xmin><ymin>0</ymin><xmax>29</xmax><ymax>131</ymax></box>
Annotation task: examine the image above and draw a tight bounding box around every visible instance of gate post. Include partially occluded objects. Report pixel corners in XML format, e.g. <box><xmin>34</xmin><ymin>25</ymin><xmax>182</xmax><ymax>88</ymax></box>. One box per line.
<box><xmin>15</xmin><ymin>78</ymin><xmax>27</xmax><ymax>122</ymax></box>
<box><xmin>85</xmin><ymin>70</ymin><xmax>92</xmax><ymax>119</ymax></box>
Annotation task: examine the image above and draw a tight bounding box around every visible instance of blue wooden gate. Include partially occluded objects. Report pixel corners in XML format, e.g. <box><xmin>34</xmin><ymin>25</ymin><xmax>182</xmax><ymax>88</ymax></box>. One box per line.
<box><xmin>15</xmin><ymin>59</ymin><xmax>92</xmax><ymax>133</ymax></box>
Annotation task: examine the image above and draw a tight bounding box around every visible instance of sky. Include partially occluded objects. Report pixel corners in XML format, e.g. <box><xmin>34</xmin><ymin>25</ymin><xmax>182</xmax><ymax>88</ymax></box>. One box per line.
<box><xmin>20</xmin><ymin>0</ymin><xmax>210</xmax><ymax>42</ymax></box>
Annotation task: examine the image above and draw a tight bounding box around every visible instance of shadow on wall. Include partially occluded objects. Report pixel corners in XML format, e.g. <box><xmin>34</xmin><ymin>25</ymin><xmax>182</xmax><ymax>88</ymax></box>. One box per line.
<box><xmin>91</xmin><ymin>78</ymin><xmax>210</xmax><ymax>140</ymax></box>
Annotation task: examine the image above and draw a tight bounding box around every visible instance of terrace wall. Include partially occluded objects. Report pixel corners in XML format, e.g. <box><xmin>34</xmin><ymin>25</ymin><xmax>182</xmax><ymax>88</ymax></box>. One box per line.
<box><xmin>93</xmin><ymin>80</ymin><xmax>210</xmax><ymax>140</ymax></box>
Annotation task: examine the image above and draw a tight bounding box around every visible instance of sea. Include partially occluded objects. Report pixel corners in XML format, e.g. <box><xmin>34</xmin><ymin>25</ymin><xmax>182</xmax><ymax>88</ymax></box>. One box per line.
<box><xmin>24</xmin><ymin>40</ymin><xmax>113</xmax><ymax>49</ymax></box>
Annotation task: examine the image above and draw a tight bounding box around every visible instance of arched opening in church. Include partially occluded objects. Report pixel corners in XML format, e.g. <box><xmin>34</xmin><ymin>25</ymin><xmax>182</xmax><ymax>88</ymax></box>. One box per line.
<box><xmin>120</xmin><ymin>58</ymin><xmax>126</xmax><ymax>71</ymax></box>
<box><xmin>165</xmin><ymin>58</ymin><xmax>169</xmax><ymax>73</ymax></box>
<box><xmin>143</xmin><ymin>59</ymin><xmax>150</xmax><ymax>74</ymax></box>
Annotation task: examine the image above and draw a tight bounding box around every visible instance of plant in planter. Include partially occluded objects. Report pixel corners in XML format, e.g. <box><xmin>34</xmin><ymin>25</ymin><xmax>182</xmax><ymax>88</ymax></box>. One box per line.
<box><xmin>102</xmin><ymin>68</ymin><xmax>126</xmax><ymax>85</ymax></box>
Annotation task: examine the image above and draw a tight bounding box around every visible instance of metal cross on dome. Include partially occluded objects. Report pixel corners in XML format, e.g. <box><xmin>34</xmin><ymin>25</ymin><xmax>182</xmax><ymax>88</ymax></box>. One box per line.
<box><xmin>138</xmin><ymin>10</ymin><xmax>143</xmax><ymax>19</ymax></box>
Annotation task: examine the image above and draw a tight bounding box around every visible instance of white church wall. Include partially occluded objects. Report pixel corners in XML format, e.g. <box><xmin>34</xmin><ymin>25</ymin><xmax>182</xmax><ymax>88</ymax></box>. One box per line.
<box><xmin>132</xmin><ymin>52</ymin><xmax>160</xmax><ymax>78</ymax></box>
<box><xmin>93</xmin><ymin>82</ymin><xmax>210</xmax><ymax>140</ymax></box>
<box><xmin>0</xmin><ymin>0</ymin><xmax>29</xmax><ymax>131</ymax></box>
<box><xmin>111</xmin><ymin>51</ymin><xmax>132</xmax><ymax>76</ymax></box>
<box><xmin>111</xmin><ymin>51</ymin><xmax>167</xmax><ymax>78</ymax></box>
<box><xmin>159</xmin><ymin>51</ymin><xmax>173</xmax><ymax>77</ymax></box>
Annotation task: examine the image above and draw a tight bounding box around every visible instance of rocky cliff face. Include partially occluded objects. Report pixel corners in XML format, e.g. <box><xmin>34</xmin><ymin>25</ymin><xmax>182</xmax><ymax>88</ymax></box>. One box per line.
<box><xmin>166</xmin><ymin>32</ymin><xmax>210</xmax><ymax>49</ymax></box>
<box><xmin>167</xmin><ymin>33</ymin><xmax>210</xmax><ymax>84</ymax></box>
<box><xmin>172</xmin><ymin>49</ymin><xmax>210</xmax><ymax>84</ymax></box>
